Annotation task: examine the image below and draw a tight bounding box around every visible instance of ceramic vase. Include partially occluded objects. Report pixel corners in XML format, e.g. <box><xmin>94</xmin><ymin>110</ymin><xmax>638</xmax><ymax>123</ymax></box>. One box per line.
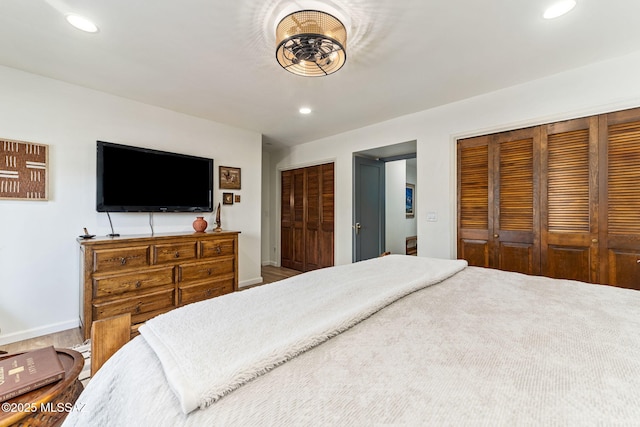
<box><xmin>192</xmin><ymin>216</ymin><xmax>207</xmax><ymax>232</ymax></box>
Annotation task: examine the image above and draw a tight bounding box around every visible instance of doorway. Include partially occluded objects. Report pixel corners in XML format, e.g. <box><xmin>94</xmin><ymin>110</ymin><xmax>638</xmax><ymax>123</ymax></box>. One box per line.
<box><xmin>353</xmin><ymin>141</ymin><xmax>417</xmax><ymax>262</ymax></box>
<box><xmin>353</xmin><ymin>156</ymin><xmax>386</xmax><ymax>261</ymax></box>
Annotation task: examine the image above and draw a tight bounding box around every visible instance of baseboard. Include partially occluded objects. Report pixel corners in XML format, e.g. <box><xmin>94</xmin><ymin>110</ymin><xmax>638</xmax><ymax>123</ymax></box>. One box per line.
<box><xmin>0</xmin><ymin>319</ymin><xmax>80</xmax><ymax>346</ymax></box>
<box><xmin>239</xmin><ymin>277</ymin><xmax>263</xmax><ymax>288</ymax></box>
<box><xmin>261</xmin><ymin>261</ymin><xmax>279</xmax><ymax>267</ymax></box>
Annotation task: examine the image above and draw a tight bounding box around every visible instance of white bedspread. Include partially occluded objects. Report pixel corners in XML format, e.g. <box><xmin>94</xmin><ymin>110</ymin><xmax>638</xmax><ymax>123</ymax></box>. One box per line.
<box><xmin>139</xmin><ymin>255</ymin><xmax>466</xmax><ymax>413</ymax></box>
<box><xmin>63</xmin><ymin>261</ymin><xmax>640</xmax><ymax>426</ymax></box>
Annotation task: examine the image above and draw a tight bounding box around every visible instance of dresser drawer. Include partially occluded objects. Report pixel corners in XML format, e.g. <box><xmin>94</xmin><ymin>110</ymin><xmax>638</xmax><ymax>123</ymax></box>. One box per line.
<box><xmin>178</xmin><ymin>258</ymin><xmax>234</xmax><ymax>283</ymax></box>
<box><xmin>200</xmin><ymin>238</ymin><xmax>235</xmax><ymax>258</ymax></box>
<box><xmin>153</xmin><ymin>242</ymin><xmax>197</xmax><ymax>264</ymax></box>
<box><xmin>93</xmin><ymin>246</ymin><xmax>150</xmax><ymax>273</ymax></box>
<box><xmin>92</xmin><ymin>288</ymin><xmax>175</xmax><ymax>321</ymax></box>
<box><xmin>93</xmin><ymin>266</ymin><xmax>174</xmax><ymax>298</ymax></box>
<box><xmin>178</xmin><ymin>278</ymin><xmax>234</xmax><ymax>305</ymax></box>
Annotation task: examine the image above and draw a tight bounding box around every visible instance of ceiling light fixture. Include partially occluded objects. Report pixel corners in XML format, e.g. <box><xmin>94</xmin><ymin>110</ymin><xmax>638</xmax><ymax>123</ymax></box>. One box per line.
<box><xmin>543</xmin><ymin>0</ymin><xmax>576</xmax><ymax>19</ymax></box>
<box><xmin>276</xmin><ymin>10</ymin><xmax>347</xmax><ymax>77</ymax></box>
<box><xmin>66</xmin><ymin>14</ymin><xmax>99</xmax><ymax>33</ymax></box>
<box><xmin>299</xmin><ymin>107</ymin><xmax>312</xmax><ymax>114</ymax></box>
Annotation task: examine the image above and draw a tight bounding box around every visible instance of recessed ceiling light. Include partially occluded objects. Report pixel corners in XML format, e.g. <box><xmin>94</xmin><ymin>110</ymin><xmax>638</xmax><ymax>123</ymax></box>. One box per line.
<box><xmin>66</xmin><ymin>14</ymin><xmax>99</xmax><ymax>33</ymax></box>
<box><xmin>299</xmin><ymin>107</ymin><xmax>312</xmax><ymax>115</ymax></box>
<box><xmin>543</xmin><ymin>0</ymin><xmax>576</xmax><ymax>19</ymax></box>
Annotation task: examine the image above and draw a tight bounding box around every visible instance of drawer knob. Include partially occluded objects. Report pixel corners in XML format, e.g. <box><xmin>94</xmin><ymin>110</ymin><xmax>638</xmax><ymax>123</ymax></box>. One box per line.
<box><xmin>637</xmin><ymin>259</ymin><xmax>640</xmax><ymax>264</ymax></box>
<box><xmin>216</xmin><ymin>246</ymin><xmax>222</xmax><ymax>254</ymax></box>
<box><xmin>120</xmin><ymin>257</ymin><xmax>127</xmax><ymax>265</ymax></box>
<box><xmin>205</xmin><ymin>289</ymin><xmax>212</xmax><ymax>297</ymax></box>
<box><xmin>174</xmin><ymin>251</ymin><xmax>180</xmax><ymax>258</ymax></box>
<box><xmin>135</xmin><ymin>281</ymin><xmax>142</xmax><ymax>288</ymax></box>
<box><xmin>207</xmin><ymin>268</ymin><xmax>212</xmax><ymax>276</ymax></box>
<box><xmin>134</xmin><ymin>304</ymin><xmax>141</xmax><ymax>314</ymax></box>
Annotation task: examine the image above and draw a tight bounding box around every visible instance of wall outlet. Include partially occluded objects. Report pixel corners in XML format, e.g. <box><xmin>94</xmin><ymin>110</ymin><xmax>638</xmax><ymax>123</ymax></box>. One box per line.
<box><xmin>426</xmin><ymin>211</ymin><xmax>438</xmax><ymax>222</ymax></box>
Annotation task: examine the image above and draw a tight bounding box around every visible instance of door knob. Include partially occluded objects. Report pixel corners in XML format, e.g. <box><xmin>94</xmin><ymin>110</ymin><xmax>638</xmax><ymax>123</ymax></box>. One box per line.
<box><xmin>353</xmin><ymin>223</ymin><xmax>362</xmax><ymax>235</ymax></box>
<box><xmin>493</xmin><ymin>234</ymin><xmax>499</xmax><ymax>238</ymax></box>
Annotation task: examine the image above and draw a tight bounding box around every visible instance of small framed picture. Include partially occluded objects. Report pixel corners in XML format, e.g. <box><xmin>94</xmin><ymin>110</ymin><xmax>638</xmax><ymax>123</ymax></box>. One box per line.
<box><xmin>219</xmin><ymin>166</ymin><xmax>241</xmax><ymax>190</ymax></box>
<box><xmin>223</xmin><ymin>192</ymin><xmax>234</xmax><ymax>205</ymax></box>
<box><xmin>234</xmin><ymin>194</ymin><xmax>241</xmax><ymax>203</ymax></box>
<box><xmin>406</xmin><ymin>183</ymin><xmax>415</xmax><ymax>218</ymax></box>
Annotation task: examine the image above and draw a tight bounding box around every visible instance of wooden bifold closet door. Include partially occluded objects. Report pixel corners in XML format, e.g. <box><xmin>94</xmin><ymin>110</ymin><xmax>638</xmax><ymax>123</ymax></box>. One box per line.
<box><xmin>600</xmin><ymin>109</ymin><xmax>640</xmax><ymax>288</ymax></box>
<box><xmin>458</xmin><ymin>127</ymin><xmax>539</xmax><ymax>276</ymax></box>
<box><xmin>540</xmin><ymin>116</ymin><xmax>599</xmax><ymax>283</ymax></box>
<box><xmin>458</xmin><ymin>106</ymin><xmax>640</xmax><ymax>289</ymax></box>
<box><xmin>281</xmin><ymin>163</ymin><xmax>334</xmax><ymax>272</ymax></box>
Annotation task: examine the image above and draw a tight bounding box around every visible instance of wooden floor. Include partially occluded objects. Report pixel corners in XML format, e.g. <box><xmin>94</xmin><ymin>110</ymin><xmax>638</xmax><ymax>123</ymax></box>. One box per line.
<box><xmin>257</xmin><ymin>265</ymin><xmax>301</xmax><ymax>285</ymax></box>
<box><xmin>0</xmin><ymin>266</ymin><xmax>301</xmax><ymax>354</ymax></box>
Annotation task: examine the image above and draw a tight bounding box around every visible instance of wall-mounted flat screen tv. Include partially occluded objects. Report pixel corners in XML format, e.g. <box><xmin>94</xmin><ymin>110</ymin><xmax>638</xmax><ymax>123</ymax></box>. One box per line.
<box><xmin>97</xmin><ymin>141</ymin><xmax>213</xmax><ymax>212</ymax></box>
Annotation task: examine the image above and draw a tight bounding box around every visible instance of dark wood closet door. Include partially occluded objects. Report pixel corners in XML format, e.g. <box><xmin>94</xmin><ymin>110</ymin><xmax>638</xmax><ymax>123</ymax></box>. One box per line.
<box><xmin>457</xmin><ymin>136</ymin><xmax>491</xmax><ymax>267</ymax></box>
<box><xmin>281</xmin><ymin>169</ymin><xmax>293</xmax><ymax>268</ymax></box>
<box><xmin>319</xmin><ymin>163</ymin><xmax>335</xmax><ymax>269</ymax></box>
<box><xmin>305</xmin><ymin>166</ymin><xmax>321</xmax><ymax>270</ymax></box>
<box><xmin>492</xmin><ymin>127</ymin><xmax>540</xmax><ymax>275</ymax></box>
<box><xmin>281</xmin><ymin>163</ymin><xmax>334</xmax><ymax>272</ymax></box>
<box><xmin>600</xmin><ymin>108</ymin><xmax>640</xmax><ymax>289</ymax></box>
<box><xmin>458</xmin><ymin>128</ymin><xmax>540</xmax><ymax>275</ymax></box>
<box><xmin>281</xmin><ymin>168</ymin><xmax>304</xmax><ymax>271</ymax></box>
<box><xmin>458</xmin><ymin>106</ymin><xmax>640</xmax><ymax>288</ymax></box>
<box><xmin>541</xmin><ymin>117</ymin><xmax>599</xmax><ymax>283</ymax></box>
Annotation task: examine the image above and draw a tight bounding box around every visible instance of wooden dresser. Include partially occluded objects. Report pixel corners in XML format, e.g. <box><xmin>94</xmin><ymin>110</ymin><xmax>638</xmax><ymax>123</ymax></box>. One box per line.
<box><xmin>78</xmin><ymin>231</ymin><xmax>239</xmax><ymax>340</ymax></box>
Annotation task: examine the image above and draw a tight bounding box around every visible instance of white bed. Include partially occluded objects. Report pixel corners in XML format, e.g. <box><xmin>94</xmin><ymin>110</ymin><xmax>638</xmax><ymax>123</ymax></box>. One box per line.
<box><xmin>63</xmin><ymin>255</ymin><xmax>640</xmax><ymax>426</ymax></box>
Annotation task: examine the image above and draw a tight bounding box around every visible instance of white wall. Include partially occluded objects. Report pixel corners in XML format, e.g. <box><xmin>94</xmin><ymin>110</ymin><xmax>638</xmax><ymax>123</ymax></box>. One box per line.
<box><xmin>385</xmin><ymin>160</ymin><xmax>406</xmax><ymax>254</ymax></box>
<box><xmin>406</xmin><ymin>158</ymin><xmax>417</xmax><ymax>240</ymax></box>
<box><xmin>0</xmin><ymin>66</ymin><xmax>263</xmax><ymax>345</ymax></box>
<box><xmin>267</xmin><ymin>50</ymin><xmax>640</xmax><ymax>266</ymax></box>
<box><xmin>261</xmin><ymin>149</ymin><xmax>274</xmax><ymax>265</ymax></box>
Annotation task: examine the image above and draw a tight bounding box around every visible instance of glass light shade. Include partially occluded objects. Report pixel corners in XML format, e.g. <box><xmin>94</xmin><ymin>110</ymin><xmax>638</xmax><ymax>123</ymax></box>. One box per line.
<box><xmin>276</xmin><ymin>10</ymin><xmax>347</xmax><ymax>77</ymax></box>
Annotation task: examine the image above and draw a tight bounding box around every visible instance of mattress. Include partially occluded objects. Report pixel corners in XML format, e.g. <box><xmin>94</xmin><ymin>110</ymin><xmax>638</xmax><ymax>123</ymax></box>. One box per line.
<box><xmin>63</xmin><ymin>261</ymin><xmax>640</xmax><ymax>426</ymax></box>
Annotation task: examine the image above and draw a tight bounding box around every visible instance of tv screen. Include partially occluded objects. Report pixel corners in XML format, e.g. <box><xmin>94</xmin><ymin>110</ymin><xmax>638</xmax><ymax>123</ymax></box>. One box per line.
<box><xmin>97</xmin><ymin>141</ymin><xmax>213</xmax><ymax>212</ymax></box>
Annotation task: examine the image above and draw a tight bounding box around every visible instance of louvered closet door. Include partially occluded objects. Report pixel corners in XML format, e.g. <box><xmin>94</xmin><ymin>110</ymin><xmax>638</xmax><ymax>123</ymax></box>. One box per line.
<box><xmin>457</xmin><ymin>136</ymin><xmax>491</xmax><ymax>267</ymax></box>
<box><xmin>319</xmin><ymin>163</ymin><xmax>335</xmax><ymax>269</ymax></box>
<box><xmin>291</xmin><ymin>169</ymin><xmax>306</xmax><ymax>271</ymax></box>
<box><xmin>541</xmin><ymin>117</ymin><xmax>599</xmax><ymax>282</ymax></box>
<box><xmin>600</xmin><ymin>108</ymin><xmax>640</xmax><ymax>289</ymax></box>
<box><xmin>305</xmin><ymin>166</ymin><xmax>321</xmax><ymax>271</ymax></box>
<box><xmin>281</xmin><ymin>169</ymin><xmax>294</xmax><ymax>269</ymax></box>
<box><xmin>303</xmin><ymin>164</ymin><xmax>335</xmax><ymax>271</ymax></box>
<box><xmin>492</xmin><ymin>128</ymin><xmax>540</xmax><ymax>275</ymax></box>
<box><xmin>280</xmin><ymin>169</ymin><xmax>305</xmax><ymax>271</ymax></box>
<box><xmin>281</xmin><ymin>164</ymin><xmax>335</xmax><ymax>272</ymax></box>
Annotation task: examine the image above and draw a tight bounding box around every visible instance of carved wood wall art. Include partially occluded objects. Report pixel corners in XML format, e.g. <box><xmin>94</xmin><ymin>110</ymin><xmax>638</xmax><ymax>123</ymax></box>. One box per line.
<box><xmin>0</xmin><ymin>138</ymin><xmax>48</xmax><ymax>200</ymax></box>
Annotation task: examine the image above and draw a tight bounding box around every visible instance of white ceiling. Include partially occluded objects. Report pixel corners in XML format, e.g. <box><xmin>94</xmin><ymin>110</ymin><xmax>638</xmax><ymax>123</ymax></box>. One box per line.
<box><xmin>1</xmin><ymin>0</ymin><xmax>639</xmax><ymax>150</ymax></box>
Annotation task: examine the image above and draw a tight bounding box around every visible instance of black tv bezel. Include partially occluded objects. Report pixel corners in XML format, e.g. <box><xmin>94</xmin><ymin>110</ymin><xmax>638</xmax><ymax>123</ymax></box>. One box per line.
<box><xmin>96</xmin><ymin>140</ymin><xmax>214</xmax><ymax>213</ymax></box>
